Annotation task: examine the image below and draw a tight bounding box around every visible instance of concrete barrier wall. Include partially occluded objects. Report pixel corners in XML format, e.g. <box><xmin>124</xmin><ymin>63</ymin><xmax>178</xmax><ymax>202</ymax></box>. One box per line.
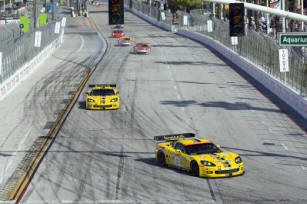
<box><xmin>126</xmin><ymin>6</ymin><xmax>307</xmax><ymax>120</ymax></box>
<box><xmin>0</xmin><ymin>30</ymin><xmax>64</xmax><ymax>101</ymax></box>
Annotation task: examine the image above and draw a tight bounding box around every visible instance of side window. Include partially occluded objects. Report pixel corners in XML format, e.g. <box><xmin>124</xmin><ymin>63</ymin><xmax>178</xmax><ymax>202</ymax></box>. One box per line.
<box><xmin>175</xmin><ymin>143</ymin><xmax>186</xmax><ymax>153</ymax></box>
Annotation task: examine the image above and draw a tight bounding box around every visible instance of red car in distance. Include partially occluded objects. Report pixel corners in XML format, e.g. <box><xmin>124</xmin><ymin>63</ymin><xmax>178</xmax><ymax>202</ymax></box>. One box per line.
<box><xmin>133</xmin><ymin>43</ymin><xmax>151</xmax><ymax>54</ymax></box>
<box><xmin>118</xmin><ymin>36</ymin><xmax>131</xmax><ymax>46</ymax></box>
<box><xmin>112</xmin><ymin>30</ymin><xmax>125</xmax><ymax>38</ymax></box>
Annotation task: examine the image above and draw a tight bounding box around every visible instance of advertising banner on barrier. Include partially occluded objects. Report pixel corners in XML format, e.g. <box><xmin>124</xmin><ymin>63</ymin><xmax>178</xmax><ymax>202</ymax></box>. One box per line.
<box><xmin>161</xmin><ymin>12</ymin><xmax>165</xmax><ymax>21</ymax></box>
<box><xmin>183</xmin><ymin>16</ymin><xmax>188</xmax><ymax>26</ymax></box>
<box><xmin>279</xmin><ymin>49</ymin><xmax>289</xmax><ymax>72</ymax></box>
<box><xmin>61</xmin><ymin>17</ymin><xmax>66</xmax><ymax>27</ymax></box>
<box><xmin>231</xmin><ymin>36</ymin><xmax>238</xmax><ymax>45</ymax></box>
<box><xmin>207</xmin><ymin>20</ymin><xmax>213</xmax><ymax>32</ymax></box>
<box><xmin>34</xmin><ymin>31</ymin><xmax>42</xmax><ymax>47</ymax></box>
<box><xmin>0</xmin><ymin>52</ymin><xmax>2</xmax><ymax>75</ymax></box>
<box><xmin>55</xmin><ymin>22</ymin><xmax>61</xmax><ymax>34</ymax></box>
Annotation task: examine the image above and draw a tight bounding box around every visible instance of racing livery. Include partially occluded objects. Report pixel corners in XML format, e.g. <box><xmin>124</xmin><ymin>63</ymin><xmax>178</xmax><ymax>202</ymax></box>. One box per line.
<box><xmin>155</xmin><ymin>133</ymin><xmax>244</xmax><ymax>178</ymax></box>
<box><xmin>112</xmin><ymin>30</ymin><xmax>125</xmax><ymax>38</ymax></box>
<box><xmin>118</xmin><ymin>36</ymin><xmax>131</xmax><ymax>46</ymax></box>
<box><xmin>86</xmin><ymin>84</ymin><xmax>120</xmax><ymax>110</ymax></box>
<box><xmin>133</xmin><ymin>42</ymin><xmax>151</xmax><ymax>54</ymax></box>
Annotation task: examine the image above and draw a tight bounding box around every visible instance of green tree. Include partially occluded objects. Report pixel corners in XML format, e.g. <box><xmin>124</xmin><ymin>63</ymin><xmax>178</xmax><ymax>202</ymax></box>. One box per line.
<box><xmin>168</xmin><ymin>0</ymin><xmax>203</xmax><ymax>13</ymax></box>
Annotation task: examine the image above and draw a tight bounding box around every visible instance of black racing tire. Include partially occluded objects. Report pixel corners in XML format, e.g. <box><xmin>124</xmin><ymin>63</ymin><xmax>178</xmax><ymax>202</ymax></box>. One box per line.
<box><xmin>157</xmin><ymin>152</ymin><xmax>166</xmax><ymax>166</ymax></box>
<box><xmin>191</xmin><ymin>161</ymin><xmax>200</xmax><ymax>177</ymax></box>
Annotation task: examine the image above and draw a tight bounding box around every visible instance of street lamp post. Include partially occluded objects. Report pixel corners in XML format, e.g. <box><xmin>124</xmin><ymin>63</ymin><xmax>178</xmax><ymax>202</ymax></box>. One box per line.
<box><xmin>282</xmin><ymin>0</ymin><xmax>285</xmax><ymax>32</ymax></box>
<box><xmin>266</xmin><ymin>0</ymin><xmax>270</xmax><ymax>34</ymax></box>
<box><xmin>301</xmin><ymin>0</ymin><xmax>304</xmax><ymax>31</ymax></box>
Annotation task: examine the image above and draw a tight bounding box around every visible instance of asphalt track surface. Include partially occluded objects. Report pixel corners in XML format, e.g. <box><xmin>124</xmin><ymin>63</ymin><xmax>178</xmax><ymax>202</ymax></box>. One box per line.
<box><xmin>20</xmin><ymin>5</ymin><xmax>307</xmax><ymax>204</ymax></box>
<box><xmin>0</xmin><ymin>15</ymin><xmax>102</xmax><ymax>198</ymax></box>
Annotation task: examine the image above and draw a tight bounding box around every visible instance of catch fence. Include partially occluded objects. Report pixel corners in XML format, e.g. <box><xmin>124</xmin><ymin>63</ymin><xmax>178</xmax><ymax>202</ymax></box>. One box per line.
<box><xmin>125</xmin><ymin>0</ymin><xmax>307</xmax><ymax>96</ymax></box>
<box><xmin>0</xmin><ymin>6</ymin><xmax>63</xmax><ymax>86</ymax></box>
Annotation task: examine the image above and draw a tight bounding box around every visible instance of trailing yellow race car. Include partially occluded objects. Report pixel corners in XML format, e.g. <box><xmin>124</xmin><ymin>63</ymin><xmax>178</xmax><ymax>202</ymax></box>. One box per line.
<box><xmin>86</xmin><ymin>84</ymin><xmax>120</xmax><ymax>110</ymax></box>
<box><xmin>154</xmin><ymin>133</ymin><xmax>244</xmax><ymax>178</ymax></box>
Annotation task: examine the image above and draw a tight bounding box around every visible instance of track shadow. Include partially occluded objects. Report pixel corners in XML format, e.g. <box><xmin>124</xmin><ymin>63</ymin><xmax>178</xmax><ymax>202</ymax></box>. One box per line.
<box><xmin>160</xmin><ymin>100</ymin><xmax>282</xmax><ymax>113</ymax></box>
<box><xmin>155</xmin><ymin>60</ymin><xmax>227</xmax><ymax>66</ymax></box>
<box><xmin>223</xmin><ymin>146</ymin><xmax>307</xmax><ymax>162</ymax></box>
<box><xmin>78</xmin><ymin>101</ymin><xmax>86</xmax><ymax>109</ymax></box>
<box><xmin>151</xmin><ymin>44</ymin><xmax>201</xmax><ymax>48</ymax></box>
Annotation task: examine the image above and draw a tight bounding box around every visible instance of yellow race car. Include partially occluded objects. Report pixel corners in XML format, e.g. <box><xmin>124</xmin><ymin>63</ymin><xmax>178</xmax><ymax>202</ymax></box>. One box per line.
<box><xmin>155</xmin><ymin>133</ymin><xmax>244</xmax><ymax>178</ymax></box>
<box><xmin>86</xmin><ymin>84</ymin><xmax>120</xmax><ymax>110</ymax></box>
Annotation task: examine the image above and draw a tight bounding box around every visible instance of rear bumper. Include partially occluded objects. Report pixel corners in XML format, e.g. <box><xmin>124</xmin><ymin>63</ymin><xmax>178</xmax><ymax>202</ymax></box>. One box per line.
<box><xmin>135</xmin><ymin>49</ymin><xmax>150</xmax><ymax>54</ymax></box>
<box><xmin>119</xmin><ymin>42</ymin><xmax>130</xmax><ymax>46</ymax></box>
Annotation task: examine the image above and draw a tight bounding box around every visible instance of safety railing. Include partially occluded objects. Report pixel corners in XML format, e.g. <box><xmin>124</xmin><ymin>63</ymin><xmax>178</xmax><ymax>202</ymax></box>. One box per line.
<box><xmin>125</xmin><ymin>0</ymin><xmax>307</xmax><ymax>96</ymax></box>
<box><xmin>0</xmin><ymin>20</ymin><xmax>62</xmax><ymax>85</ymax></box>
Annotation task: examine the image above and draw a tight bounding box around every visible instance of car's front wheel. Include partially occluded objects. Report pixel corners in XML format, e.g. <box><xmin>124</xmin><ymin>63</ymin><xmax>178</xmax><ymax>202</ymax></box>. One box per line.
<box><xmin>190</xmin><ymin>161</ymin><xmax>199</xmax><ymax>177</ymax></box>
<box><xmin>157</xmin><ymin>152</ymin><xmax>166</xmax><ymax>166</ymax></box>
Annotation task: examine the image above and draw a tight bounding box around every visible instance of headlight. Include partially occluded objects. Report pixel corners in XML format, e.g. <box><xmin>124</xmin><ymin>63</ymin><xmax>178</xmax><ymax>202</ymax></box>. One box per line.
<box><xmin>235</xmin><ymin>156</ymin><xmax>242</xmax><ymax>164</ymax></box>
<box><xmin>111</xmin><ymin>98</ymin><xmax>118</xmax><ymax>102</ymax></box>
<box><xmin>87</xmin><ymin>98</ymin><xmax>95</xmax><ymax>102</ymax></box>
<box><xmin>200</xmin><ymin>160</ymin><xmax>216</xmax><ymax>166</ymax></box>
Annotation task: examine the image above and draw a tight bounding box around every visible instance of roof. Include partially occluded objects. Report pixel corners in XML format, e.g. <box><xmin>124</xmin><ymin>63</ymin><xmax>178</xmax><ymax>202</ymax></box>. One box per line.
<box><xmin>136</xmin><ymin>42</ymin><xmax>150</xmax><ymax>45</ymax></box>
<box><xmin>179</xmin><ymin>139</ymin><xmax>211</xmax><ymax>146</ymax></box>
<box><xmin>120</xmin><ymin>36</ymin><xmax>130</xmax><ymax>40</ymax></box>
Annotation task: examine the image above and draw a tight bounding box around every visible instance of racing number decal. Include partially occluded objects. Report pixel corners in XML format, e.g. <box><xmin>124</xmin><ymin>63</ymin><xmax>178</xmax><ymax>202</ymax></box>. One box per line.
<box><xmin>171</xmin><ymin>153</ymin><xmax>184</xmax><ymax>168</ymax></box>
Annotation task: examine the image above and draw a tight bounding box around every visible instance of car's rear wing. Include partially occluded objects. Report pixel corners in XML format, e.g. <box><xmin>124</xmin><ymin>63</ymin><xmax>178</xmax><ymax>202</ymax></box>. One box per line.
<box><xmin>89</xmin><ymin>84</ymin><xmax>116</xmax><ymax>88</ymax></box>
<box><xmin>154</xmin><ymin>133</ymin><xmax>195</xmax><ymax>141</ymax></box>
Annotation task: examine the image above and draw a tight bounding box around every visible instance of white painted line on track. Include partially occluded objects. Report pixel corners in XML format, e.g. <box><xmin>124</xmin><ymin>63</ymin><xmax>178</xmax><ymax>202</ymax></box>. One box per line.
<box><xmin>301</xmin><ymin>166</ymin><xmax>306</xmax><ymax>170</ymax></box>
<box><xmin>281</xmin><ymin>143</ymin><xmax>288</xmax><ymax>151</ymax></box>
<box><xmin>77</xmin><ymin>35</ymin><xmax>85</xmax><ymax>53</ymax></box>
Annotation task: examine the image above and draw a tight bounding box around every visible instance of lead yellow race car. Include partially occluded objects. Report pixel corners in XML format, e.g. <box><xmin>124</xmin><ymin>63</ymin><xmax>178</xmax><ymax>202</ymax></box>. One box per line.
<box><xmin>155</xmin><ymin>133</ymin><xmax>244</xmax><ymax>178</ymax></box>
<box><xmin>86</xmin><ymin>84</ymin><xmax>120</xmax><ymax>110</ymax></box>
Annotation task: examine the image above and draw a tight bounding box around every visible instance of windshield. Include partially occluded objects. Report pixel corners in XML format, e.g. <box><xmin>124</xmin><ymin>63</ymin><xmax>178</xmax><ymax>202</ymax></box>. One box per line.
<box><xmin>136</xmin><ymin>44</ymin><xmax>148</xmax><ymax>47</ymax></box>
<box><xmin>90</xmin><ymin>89</ymin><xmax>115</xmax><ymax>96</ymax></box>
<box><xmin>185</xmin><ymin>143</ymin><xmax>221</xmax><ymax>155</ymax></box>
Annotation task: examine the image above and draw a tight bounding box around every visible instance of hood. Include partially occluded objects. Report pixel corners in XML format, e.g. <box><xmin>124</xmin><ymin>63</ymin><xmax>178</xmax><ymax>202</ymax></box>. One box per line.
<box><xmin>196</xmin><ymin>152</ymin><xmax>240</xmax><ymax>168</ymax></box>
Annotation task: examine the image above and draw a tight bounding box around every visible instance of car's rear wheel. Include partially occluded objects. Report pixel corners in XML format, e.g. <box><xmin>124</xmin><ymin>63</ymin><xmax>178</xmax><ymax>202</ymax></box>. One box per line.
<box><xmin>191</xmin><ymin>161</ymin><xmax>199</xmax><ymax>177</ymax></box>
<box><xmin>157</xmin><ymin>152</ymin><xmax>166</xmax><ymax>166</ymax></box>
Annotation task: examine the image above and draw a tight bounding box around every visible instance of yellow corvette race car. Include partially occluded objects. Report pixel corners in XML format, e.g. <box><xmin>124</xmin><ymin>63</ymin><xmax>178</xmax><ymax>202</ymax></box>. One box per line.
<box><xmin>155</xmin><ymin>133</ymin><xmax>244</xmax><ymax>178</ymax></box>
<box><xmin>86</xmin><ymin>84</ymin><xmax>120</xmax><ymax>110</ymax></box>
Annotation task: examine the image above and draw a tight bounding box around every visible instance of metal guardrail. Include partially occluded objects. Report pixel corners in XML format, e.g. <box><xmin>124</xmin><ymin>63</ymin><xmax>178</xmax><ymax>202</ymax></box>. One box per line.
<box><xmin>125</xmin><ymin>0</ymin><xmax>307</xmax><ymax>96</ymax></box>
<box><xmin>0</xmin><ymin>5</ymin><xmax>64</xmax><ymax>86</ymax></box>
<box><xmin>0</xmin><ymin>20</ymin><xmax>60</xmax><ymax>85</ymax></box>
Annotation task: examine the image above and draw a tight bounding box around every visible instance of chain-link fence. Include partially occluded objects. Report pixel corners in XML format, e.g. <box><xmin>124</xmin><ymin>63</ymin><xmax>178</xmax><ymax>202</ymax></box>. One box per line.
<box><xmin>0</xmin><ymin>24</ymin><xmax>21</xmax><ymax>45</ymax></box>
<box><xmin>0</xmin><ymin>20</ymin><xmax>61</xmax><ymax>85</ymax></box>
<box><xmin>125</xmin><ymin>0</ymin><xmax>307</xmax><ymax>96</ymax></box>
